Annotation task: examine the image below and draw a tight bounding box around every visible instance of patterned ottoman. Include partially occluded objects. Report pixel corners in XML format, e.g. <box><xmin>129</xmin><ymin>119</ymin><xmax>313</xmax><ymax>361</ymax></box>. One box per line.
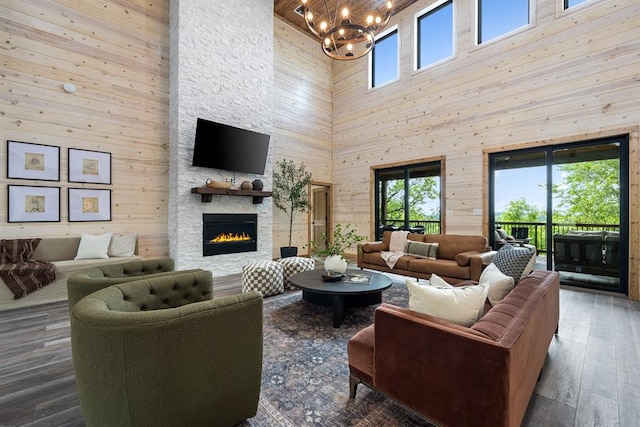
<box><xmin>241</xmin><ymin>260</ymin><xmax>284</xmax><ymax>297</ymax></box>
<box><xmin>277</xmin><ymin>256</ymin><xmax>316</xmax><ymax>290</ymax></box>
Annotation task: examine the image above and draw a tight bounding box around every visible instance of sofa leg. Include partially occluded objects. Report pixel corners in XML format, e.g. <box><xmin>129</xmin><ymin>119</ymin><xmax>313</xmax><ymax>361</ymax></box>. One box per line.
<box><xmin>349</xmin><ymin>374</ymin><xmax>360</xmax><ymax>398</ymax></box>
<box><xmin>555</xmin><ymin>324</ymin><xmax>559</xmax><ymax>335</ymax></box>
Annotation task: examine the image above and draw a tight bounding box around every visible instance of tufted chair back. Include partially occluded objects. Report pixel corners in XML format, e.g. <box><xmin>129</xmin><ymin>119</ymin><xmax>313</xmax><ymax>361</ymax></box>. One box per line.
<box><xmin>70</xmin><ymin>270</ymin><xmax>263</xmax><ymax>427</ymax></box>
<box><xmin>67</xmin><ymin>257</ymin><xmax>188</xmax><ymax>309</ymax></box>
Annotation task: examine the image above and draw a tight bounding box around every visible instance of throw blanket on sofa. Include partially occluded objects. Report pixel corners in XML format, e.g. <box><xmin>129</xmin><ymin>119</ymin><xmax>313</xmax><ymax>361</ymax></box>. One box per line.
<box><xmin>381</xmin><ymin>231</ymin><xmax>409</xmax><ymax>269</ymax></box>
<box><xmin>0</xmin><ymin>239</ymin><xmax>56</xmax><ymax>299</ymax></box>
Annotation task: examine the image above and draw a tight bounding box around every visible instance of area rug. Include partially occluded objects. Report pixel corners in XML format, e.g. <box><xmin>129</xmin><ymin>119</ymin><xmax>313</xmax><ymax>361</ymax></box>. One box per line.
<box><xmin>241</xmin><ymin>281</ymin><xmax>435</xmax><ymax>427</ymax></box>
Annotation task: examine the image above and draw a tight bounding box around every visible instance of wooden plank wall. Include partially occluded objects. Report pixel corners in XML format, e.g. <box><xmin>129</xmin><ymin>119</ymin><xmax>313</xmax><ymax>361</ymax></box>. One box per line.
<box><xmin>0</xmin><ymin>0</ymin><xmax>170</xmax><ymax>258</ymax></box>
<box><xmin>272</xmin><ymin>17</ymin><xmax>333</xmax><ymax>257</ymax></box>
<box><xmin>331</xmin><ymin>0</ymin><xmax>640</xmax><ymax>299</ymax></box>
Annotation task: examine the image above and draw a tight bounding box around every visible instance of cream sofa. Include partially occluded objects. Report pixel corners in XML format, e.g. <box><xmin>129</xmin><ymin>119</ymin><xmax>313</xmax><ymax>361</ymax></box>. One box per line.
<box><xmin>0</xmin><ymin>236</ymin><xmax>142</xmax><ymax>311</ymax></box>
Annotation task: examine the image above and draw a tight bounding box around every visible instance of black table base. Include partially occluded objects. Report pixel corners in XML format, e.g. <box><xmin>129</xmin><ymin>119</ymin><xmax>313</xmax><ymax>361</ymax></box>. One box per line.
<box><xmin>302</xmin><ymin>290</ymin><xmax>383</xmax><ymax>328</ymax></box>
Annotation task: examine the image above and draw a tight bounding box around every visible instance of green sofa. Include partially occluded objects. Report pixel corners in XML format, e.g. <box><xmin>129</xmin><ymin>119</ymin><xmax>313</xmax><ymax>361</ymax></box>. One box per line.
<box><xmin>70</xmin><ymin>269</ymin><xmax>263</xmax><ymax>427</ymax></box>
<box><xmin>66</xmin><ymin>257</ymin><xmax>181</xmax><ymax>309</ymax></box>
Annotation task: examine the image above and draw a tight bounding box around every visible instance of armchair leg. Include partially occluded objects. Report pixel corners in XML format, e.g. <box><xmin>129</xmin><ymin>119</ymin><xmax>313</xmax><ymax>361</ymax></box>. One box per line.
<box><xmin>349</xmin><ymin>374</ymin><xmax>360</xmax><ymax>398</ymax></box>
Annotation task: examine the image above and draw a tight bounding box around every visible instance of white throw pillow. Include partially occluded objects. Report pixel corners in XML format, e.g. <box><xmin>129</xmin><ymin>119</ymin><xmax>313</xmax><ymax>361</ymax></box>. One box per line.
<box><xmin>108</xmin><ymin>233</ymin><xmax>137</xmax><ymax>257</ymax></box>
<box><xmin>74</xmin><ymin>233</ymin><xmax>113</xmax><ymax>260</ymax></box>
<box><xmin>406</xmin><ymin>279</ymin><xmax>489</xmax><ymax>327</ymax></box>
<box><xmin>428</xmin><ymin>273</ymin><xmax>452</xmax><ymax>288</ymax></box>
<box><xmin>479</xmin><ymin>263</ymin><xmax>515</xmax><ymax>306</ymax></box>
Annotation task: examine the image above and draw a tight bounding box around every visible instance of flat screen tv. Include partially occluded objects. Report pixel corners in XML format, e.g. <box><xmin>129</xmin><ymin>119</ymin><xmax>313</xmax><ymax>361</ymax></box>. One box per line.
<box><xmin>192</xmin><ymin>118</ymin><xmax>270</xmax><ymax>175</ymax></box>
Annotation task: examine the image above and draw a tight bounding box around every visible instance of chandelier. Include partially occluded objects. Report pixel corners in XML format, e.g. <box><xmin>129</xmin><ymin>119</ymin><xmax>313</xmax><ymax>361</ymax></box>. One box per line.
<box><xmin>300</xmin><ymin>0</ymin><xmax>395</xmax><ymax>60</ymax></box>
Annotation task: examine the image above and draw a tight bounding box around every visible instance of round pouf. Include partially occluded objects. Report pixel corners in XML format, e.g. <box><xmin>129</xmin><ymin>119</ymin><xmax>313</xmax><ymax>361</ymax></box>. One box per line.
<box><xmin>242</xmin><ymin>260</ymin><xmax>284</xmax><ymax>297</ymax></box>
<box><xmin>277</xmin><ymin>256</ymin><xmax>316</xmax><ymax>290</ymax></box>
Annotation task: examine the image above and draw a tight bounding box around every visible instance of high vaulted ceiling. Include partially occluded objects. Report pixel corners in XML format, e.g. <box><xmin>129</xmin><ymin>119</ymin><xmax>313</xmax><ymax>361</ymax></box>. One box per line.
<box><xmin>274</xmin><ymin>0</ymin><xmax>418</xmax><ymax>39</ymax></box>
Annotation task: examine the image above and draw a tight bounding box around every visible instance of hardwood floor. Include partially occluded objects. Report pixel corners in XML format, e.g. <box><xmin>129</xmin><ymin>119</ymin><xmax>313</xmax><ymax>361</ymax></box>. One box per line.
<box><xmin>1</xmin><ymin>272</ymin><xmax>639</xmax><ymax>426</ymax></box>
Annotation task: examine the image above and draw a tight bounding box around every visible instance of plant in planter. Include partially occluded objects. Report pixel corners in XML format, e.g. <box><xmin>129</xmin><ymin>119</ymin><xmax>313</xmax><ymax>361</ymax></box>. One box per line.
<box><xmin>273</xmin><ymin>159</ymin><xmax>313</xmax><ymax>258</ymax></box>
<box><xmin>311</xmin><ymin>223</ymin><xmax>367</xmax><ymax>274</ymax></box>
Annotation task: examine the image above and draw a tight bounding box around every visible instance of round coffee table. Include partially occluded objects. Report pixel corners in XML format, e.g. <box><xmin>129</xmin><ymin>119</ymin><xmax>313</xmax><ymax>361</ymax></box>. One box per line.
<box><xmin>289</xmin><ymin>269</ymin><xmax>392</xmax><ymax>328</ymax></box>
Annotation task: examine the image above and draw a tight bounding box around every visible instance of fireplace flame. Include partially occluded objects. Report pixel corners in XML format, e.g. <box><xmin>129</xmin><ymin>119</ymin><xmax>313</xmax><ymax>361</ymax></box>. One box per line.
<box><xmin>211</xmin><ymin>232</ymin><xmax>252</xmax><ymax>243</ymax></box>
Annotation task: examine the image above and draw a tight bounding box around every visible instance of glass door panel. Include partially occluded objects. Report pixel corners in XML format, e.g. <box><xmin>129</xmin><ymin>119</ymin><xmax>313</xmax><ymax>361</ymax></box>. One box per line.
<box><xmin>551</xmin><ymin>143</ymin><xmax>622</xmax><ymax>291</ymax></box>
<box><xmin>375</xmin><ymin>162</ymin><xmax>442</xmax><ymax>239</ymax></box>
<box><xmin>489</xmin><ymin>136</ymin><xmax>628</xmax><ymax>294</ymax></box>
<box><xmin>492</xmin><ymin>150</ymin><xmax>548</xmax><ymax>253</ymax></box>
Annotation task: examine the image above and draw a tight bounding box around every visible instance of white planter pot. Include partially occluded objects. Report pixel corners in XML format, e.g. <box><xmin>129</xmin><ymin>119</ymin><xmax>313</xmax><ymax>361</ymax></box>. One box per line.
<box><xmin>324</xmin><ymin>255</ymin><xmax>348</xmax><ymax>274</ymax></box>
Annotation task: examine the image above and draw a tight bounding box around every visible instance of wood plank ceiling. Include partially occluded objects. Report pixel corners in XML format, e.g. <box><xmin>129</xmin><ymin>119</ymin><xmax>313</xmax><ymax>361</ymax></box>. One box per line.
<box><xmin>274</xmin><ymin>0</ymin><xmax>418</xmax><ymax>39</ymax></box>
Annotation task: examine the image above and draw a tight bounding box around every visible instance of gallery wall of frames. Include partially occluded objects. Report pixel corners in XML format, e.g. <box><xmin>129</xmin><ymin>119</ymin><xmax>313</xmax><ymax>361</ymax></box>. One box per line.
<box><xmin>6</xmin><ymin>140</ymin><xmax>112</xmax><ymax>223</ymax></box>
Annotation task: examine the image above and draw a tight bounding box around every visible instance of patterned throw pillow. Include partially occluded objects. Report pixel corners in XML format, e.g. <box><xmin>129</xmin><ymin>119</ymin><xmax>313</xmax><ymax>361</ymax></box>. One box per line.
<box><xmin>405</xmin><ymin>241</ymin><xmax>438</xmax><ymax>259</ymax></box>
<box><xmin>492</xmin><ymin>244</ymin><xmax>536</xmax><ymax>283</ymax></box>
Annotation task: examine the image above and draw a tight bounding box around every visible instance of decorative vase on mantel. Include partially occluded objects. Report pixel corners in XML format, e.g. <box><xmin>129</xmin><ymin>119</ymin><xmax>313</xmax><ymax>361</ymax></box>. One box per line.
<box><xmin>324</xmin><ymin>254</ymin><xmax>348</xmax><ymax>274</ymax></box>
<box><xmin>252</xmin><ymin>179</ymin><xmax>264</xmax><ymax>191</ymax></box>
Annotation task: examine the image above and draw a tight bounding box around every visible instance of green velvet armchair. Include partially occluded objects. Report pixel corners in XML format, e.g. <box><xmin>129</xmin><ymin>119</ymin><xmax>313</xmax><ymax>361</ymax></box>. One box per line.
<box><xmin>66</xmin><ymin>257</ymin><xmax>183</xmax><ymax>309</ymax></box>
<box><xmin>70</xmin><ymin>269</ymin><xmax>263</xmax><ymax>427</ymax></box>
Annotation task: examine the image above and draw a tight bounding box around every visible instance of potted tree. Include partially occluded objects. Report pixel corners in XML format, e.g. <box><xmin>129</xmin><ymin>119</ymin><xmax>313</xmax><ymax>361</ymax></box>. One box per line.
<box><xmin>311</xmin><ymin>223</ymin><xmax>367</xmax><ymax>273</ymax></box>
<box><xmin>273</xmin><ymin>159</ymin><xmax>313</xmax><ymax>258</ymax></box>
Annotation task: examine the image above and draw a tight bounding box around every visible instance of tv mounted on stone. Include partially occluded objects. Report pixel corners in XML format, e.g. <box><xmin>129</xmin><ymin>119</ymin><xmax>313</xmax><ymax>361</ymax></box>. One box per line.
<box><xmin>192</xmin><ymin>117</ymin><xmax>270</xmax><ymax>175</ymax></box>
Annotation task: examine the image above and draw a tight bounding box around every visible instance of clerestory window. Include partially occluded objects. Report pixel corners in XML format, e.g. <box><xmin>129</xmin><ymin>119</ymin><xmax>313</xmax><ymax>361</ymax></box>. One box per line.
<box><xmin>370</xmin><ymin>26</ymin><xmax>399</xmax><ymax>88</ymax></box>
<box><xmin>416</xmin><ymin>0</ymin><xmax>454</xmax><ymax>70</ymax></box>
<box><xmin>564</xmin><ymin>0</ymin><xmax>589</xmax><ymax>9</ymax></box>
<box><xmin>477</xmin><ymin>0</ymin><xmax>530</xmax><ymax>44</ymax></box>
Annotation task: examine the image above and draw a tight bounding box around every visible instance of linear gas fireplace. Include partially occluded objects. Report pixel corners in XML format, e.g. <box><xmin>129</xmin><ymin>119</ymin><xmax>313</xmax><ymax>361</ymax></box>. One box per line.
<box><xmin>203</xmin><ymin>213</ymin><xmax>257</xmax><ymax>256</ymax></box>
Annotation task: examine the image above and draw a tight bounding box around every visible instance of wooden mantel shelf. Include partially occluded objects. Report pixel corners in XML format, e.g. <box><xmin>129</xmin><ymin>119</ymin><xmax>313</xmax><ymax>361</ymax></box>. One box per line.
<box><xmin>191</xmin><ymin>187</ymin><xmax>273</xmax><ymax>204</ymax></box>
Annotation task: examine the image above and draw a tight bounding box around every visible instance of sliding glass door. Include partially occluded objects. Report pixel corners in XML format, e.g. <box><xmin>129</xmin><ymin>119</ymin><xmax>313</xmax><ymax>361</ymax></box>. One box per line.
<box><xmin>489</xmin><ymin>135</ymin><xmax>628</xmax><ymax>294</ymax></box>
<box><xmin>375</xmin><ymin>162</ymin><xmax>442</xmax><ymax>240</ymax></box>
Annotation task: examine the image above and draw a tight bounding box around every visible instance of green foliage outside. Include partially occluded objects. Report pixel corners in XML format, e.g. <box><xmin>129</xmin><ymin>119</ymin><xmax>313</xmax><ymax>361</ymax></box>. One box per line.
<box><xmin>383</xmin><ymin>177</ymin><xmax>440</xmax><ymax>222</ymax></box>
<box><xmin>553</xmin><ymin>159</ymin><xmax>619</xmax><ymax>224</ymax></box>
<box><xmin>497</xmin><ymin>159</ymin><xmax>619</xmax><ymax>225</ymax></box>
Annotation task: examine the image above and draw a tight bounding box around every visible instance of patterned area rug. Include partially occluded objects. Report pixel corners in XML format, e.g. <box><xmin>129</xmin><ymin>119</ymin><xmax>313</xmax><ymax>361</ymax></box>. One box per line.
<box><xmin>241</xmin><ymin>281</ymin><xmax>435</xmax><ymax>427</ymax></box>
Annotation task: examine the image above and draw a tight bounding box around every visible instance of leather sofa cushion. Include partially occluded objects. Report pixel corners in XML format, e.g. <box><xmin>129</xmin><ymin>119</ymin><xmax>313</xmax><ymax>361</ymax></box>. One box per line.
<box><xmin>362</xmin><ymin>241</ymin><xmax>387</xmax><ymax>253</ymax></box>
<box><xmin>408</xmin><ymin>258</ymin><xmax>470</xmax><ymax>280</ymax></box>
<box><xmin>361</xmin><ymin>252</ymin><xmax>388</xmax><ymax>267</ymax></box>
<box><xmin>424</xmin><ymin>234</ymin><xmax>488</xmax><ymax>260</ymax></box>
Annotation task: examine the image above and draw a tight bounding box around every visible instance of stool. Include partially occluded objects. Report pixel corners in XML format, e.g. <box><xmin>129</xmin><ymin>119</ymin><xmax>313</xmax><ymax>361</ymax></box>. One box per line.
<box><xmin>241</xmin><ymin>260</ymin><xmax>284</xmax><ymax>297</ymax></box>
<box><xmin>277</xmin><ymin>256</ymin><xmax>316</xmax><ymax>290</ymax></box>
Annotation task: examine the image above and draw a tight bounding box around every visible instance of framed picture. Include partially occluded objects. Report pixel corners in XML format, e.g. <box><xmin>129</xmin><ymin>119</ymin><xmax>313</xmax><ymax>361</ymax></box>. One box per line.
<box><xmin>68</xmin><ymin>188</ymin><xmax>111</xmax><ymax>222</ymax></box>
<box><xmin>68</xmin><ymin>148</ymin><xmax>111</xmax><ymax>184</ymax></box>
<box><xmin>8</xmin><ymin>185</ymin><xmax>60</xmax><ymax>223</ymax></box>
<box><xmin>7</xmin><ymin>141</ymin><xmax>60</xmax><ymax>181</ymax></box>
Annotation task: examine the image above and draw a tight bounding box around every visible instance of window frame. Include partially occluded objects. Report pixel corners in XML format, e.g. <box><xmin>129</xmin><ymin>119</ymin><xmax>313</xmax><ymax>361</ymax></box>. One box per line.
<box><xmin>414</xmin><ymin>0</ymin><xmax>455</xmax><ymax>72</ymax></box>
<box><xmin>476</xmin><ymin>0</ymin><xmax>533</xmax><ymax>46</ymax></box>
<box><xmin>563</xmin><ymin>0</ymin><xmax>590</xmax><ymax>10</ymax></box>
<box><xmin>374</xmin><ymin>159</ymin><xmax>444</xmax><ymax>240</ymax></box>
<box><xmin>369</xmin><ymin>25</ymin><xmax>400</xmax><ymax>90</ymax></box>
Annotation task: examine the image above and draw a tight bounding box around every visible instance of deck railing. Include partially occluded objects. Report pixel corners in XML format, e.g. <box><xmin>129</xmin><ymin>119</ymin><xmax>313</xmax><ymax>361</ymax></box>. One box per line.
<box><xmin>496</xmin><ymin>222</ymin><xmax>620</xmax><ymax>254</ymax></box>
<box><xmin>380</xmin><ymin>219</ymin><xmax>619</xmax><ymax>254</ymax></box>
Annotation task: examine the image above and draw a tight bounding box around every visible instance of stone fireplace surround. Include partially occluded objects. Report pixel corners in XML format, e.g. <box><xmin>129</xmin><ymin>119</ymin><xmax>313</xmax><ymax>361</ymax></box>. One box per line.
<box><xmin>168</xmin><ymin>0</ymin><xmax>274</xmax><ymax>277</ymax></box>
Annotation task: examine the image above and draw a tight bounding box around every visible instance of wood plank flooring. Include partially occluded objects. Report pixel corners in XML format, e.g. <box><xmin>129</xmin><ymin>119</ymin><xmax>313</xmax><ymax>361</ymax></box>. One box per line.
<box><xmin>1</xmin><ymin>272</ymin><xmax>639</xmax><ymax>426</ymax></box>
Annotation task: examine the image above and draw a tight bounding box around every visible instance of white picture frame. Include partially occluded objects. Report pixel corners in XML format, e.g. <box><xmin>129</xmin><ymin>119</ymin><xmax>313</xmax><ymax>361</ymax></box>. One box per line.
<box><xmin>8</xmin><ymin>185</ymin><xmax>60</xmax><ymax>223</ymax></box>
<box><xmin>7</xmin><ymin>141</ymin><xmax>60</xmax><ymax>181</ymax></box>
<box><xmin>68</xmin><ymin>148</ymin><xmax>111</xmax><ymax>184</ymax></box>
<box><xmin>68</xmin><ymin>188</ymin><xmax>112</xmax><ymax>222</ymax></box>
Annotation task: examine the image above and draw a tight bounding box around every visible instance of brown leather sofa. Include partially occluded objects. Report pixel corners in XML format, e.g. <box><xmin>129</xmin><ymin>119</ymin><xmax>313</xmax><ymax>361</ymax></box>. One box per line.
<box><xmin>347</xmin><ymin>270</ymin><xmax>560</xmax><ymax>427</ymax></box>
<box><xmin>357</xmin><ymin>231</ymin><xmax>496</xmax><ymax>283</ymax></box>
